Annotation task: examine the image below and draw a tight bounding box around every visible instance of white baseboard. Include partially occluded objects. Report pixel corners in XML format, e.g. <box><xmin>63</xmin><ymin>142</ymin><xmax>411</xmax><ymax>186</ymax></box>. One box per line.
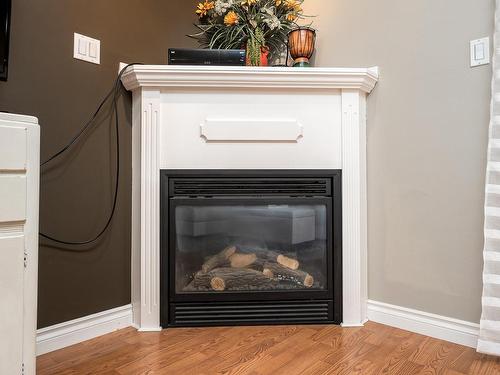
<box><xmin>367</xmin><ymin>300</ymin><xmax>479</xmax><ymax>348</ymax></box>
<box><xmin>36</xmin><ymin>304</ymin><xmax>133</xmax><ymax>356</ymax></box>
<box><xmin>35</xmin><ymin>301</ymin><xmax>479</xmax><ymax>355</ymax></box>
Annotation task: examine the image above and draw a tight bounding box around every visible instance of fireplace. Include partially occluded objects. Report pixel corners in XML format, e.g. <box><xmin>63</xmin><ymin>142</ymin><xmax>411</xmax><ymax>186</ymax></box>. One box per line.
<box><xmin>161</xmin><ymin>170</ymin><xmax>342</xmax><ymax>327</ymax></box>
<box><xmin>123</xmin><ymin>65</ymin><xmax>377</xmax><ymax>330</ymax></box>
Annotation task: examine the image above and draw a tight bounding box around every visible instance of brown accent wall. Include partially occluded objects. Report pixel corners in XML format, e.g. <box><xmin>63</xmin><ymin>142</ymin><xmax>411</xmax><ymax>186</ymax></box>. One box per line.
<box><xmin>0</xmin><ymin>0</ymin><xmax>195</xmax><ymax>328</ymax></box>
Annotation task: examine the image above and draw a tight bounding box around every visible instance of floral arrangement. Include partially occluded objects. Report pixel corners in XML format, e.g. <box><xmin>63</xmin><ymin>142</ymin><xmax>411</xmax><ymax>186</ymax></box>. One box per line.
<box><xmin>190</xmin><ymin>0</ymin><xmax>308</xmax><ymax>66</ymax></box>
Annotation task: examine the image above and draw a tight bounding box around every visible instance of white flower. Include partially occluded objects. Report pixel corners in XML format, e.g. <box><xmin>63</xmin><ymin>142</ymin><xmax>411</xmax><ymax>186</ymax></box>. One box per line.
<box><xmin>264</xmin><ymin>14</ymin><xmax>281</xmax><ymax>30</ymax></box>
<box><xmin>215</xmin><ymin>0</ymin><xmax>233</xmax><ymax>15</ymax></box>
<box><xmin>262</xmin><ymin>6</ymin><xmax>275</xmax><ymax>16</ymax></box>
<box><xmin>260</xmin><ymin>6</ymin><xmax>281</xmax><ymax>30</ymax></box>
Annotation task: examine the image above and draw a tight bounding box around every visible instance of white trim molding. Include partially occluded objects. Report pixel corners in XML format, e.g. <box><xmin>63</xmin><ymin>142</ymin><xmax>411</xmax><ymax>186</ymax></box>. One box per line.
<box><xmin>340</xmin><ymin>90</ymin><xmax>368</xmax><ymax>327</ymax></box>
<box><xmin>36</xmin><ymin>305</ymin><xmax>132</xmax><ymax>356</ymax></box>
<box><xmin>135</xmin><ymin>90</ymin><xmax>162</xmax><ymax>332</ymax></box>
<box><xmin>122</xmin><ymin>65</ymin><xmax>379</xmax><ymax>93</ymax></box>
<box><xmin>367</xmin><ymin>300</ymin><xmax>480</xmax><ymax>348</ymax></box>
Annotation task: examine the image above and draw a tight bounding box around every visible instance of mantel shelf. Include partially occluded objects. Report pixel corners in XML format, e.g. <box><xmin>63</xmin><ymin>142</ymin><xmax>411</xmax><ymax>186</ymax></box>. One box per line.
<box><xmin>121</xmin><ymin>65</ymin><xmax>379</xmax><ymax>93</ymax></box>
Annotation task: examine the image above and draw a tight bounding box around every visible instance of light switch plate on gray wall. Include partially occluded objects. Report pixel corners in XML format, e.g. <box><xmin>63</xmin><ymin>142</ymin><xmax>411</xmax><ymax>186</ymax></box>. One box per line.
<box><xmin>470</xmin><ymin>37</ymin><xmax>490</xmax><ymax>67</ymax></box>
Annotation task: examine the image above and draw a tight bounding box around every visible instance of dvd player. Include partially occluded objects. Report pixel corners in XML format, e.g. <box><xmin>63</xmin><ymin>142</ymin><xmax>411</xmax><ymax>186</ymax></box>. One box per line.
<box><xmin>168</xmin><ymin>48</ymin><xmax>246</xmax><ymax>66</ymax></box>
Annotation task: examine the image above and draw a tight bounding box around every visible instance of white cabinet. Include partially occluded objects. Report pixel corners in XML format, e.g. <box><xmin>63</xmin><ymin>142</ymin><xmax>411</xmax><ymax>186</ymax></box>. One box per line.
<box><xmin>0</xmin><ymin>113</ymin><xmax>39</xmax><ymax>375</ymax></box>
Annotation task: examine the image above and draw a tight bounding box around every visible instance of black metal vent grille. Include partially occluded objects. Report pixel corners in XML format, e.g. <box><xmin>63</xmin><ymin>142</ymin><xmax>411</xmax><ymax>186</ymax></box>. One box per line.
<box><xmin>169</xmin><ymin>178</ymin><xmax>331</xmax><ymax>197</ymax></box>
<box><xmin>170</xmin><ymin>301</ymin><xmax>333</xmax><ymax>326</ymax></box>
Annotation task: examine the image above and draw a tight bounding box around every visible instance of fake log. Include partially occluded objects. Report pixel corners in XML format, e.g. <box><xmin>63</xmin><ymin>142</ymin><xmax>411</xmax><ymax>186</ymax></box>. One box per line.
<box><xmin>201</xmin><ymin>246</ymin><xmax>236</xmax><ymax>273</ymax></box>
<box><xmin>229</xmin><ymin>253</ymin><xmax>257</xmax><ymax>268</ymax></box>
<box><xmin>210</xmin><ymin>268</ymin><xmax>273</xmax><ymax>291</ymax></box>
<box><xmin>262</xmin><ymin>262</ymin><xmax>314</xmax><ymax>288</ymax></box>
<box><xmin>277</xmin><ymin>255</ymin><xmax>300</xmax><ymax>271</ymax></box>
<box><xmin>240</xmin><ymin>248</ymin><xmax>300</xmax><ymax>270</ymax></box>
<box><xmin>192</xmin><ymin>267</ymin><xmax>273</xmax><ymax>291</ymax></box>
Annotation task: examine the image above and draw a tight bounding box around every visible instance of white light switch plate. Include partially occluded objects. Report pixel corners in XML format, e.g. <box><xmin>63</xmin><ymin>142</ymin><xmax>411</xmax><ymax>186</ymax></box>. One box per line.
<box><xmin>74</xmin><ymin>33</ymin><xmax>100</xmax><ymax>65</ymax></box>
<box><xmin>470</xmin><ymin>37</ymin><xmax>490</xmax><ymax>67</ymax></box>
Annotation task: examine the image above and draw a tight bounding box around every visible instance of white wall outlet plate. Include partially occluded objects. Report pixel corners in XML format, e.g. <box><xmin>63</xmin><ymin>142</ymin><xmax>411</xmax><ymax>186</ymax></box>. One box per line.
<box><xmin>74</xmin><ymin>33</ymin><xmax>100</xmax><ymax>65</ymax></box>
<box><xmin>470</xmin><ymin>37</ymin><xmax>490</xmax><ymax>67</ymax></box>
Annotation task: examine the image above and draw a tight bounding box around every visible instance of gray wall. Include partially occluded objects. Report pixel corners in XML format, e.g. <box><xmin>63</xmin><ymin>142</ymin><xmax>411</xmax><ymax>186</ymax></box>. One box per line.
<box><xmin>302</xmin><ymin>0</ymin><xmax>494</xmax><ymax>322</ymax></box>
<box><xmin>0</xmin><ymin>0</ymin><xmax>195</xmax><ymax>328</ymax></box>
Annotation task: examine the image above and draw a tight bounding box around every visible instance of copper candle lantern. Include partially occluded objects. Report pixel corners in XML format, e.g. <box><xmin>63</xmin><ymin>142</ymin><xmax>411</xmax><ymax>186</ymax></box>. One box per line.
<box><xmin>288</xmin><ymin>27</ymin><xmax>316</xmax><ymax>67</ymax></box>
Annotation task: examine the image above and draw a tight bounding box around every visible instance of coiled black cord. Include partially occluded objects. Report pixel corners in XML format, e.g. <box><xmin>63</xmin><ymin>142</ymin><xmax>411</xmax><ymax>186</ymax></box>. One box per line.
<box><xmin>39</xmin><ymin>63</ymin><xmax>141</xmax><ymax>247</ymax></box>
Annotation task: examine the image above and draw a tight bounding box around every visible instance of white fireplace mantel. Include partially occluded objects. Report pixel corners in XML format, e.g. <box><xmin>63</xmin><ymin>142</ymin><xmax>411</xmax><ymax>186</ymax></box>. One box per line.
<box><xmin>122</xmin><ymin>65</ymin><xmax>378</xmax><ymax>92</ymax></box>
<box><xmin>122</xmin><ymin>65</ymin><xmax>379</xmax><ymax>331</ymax></box>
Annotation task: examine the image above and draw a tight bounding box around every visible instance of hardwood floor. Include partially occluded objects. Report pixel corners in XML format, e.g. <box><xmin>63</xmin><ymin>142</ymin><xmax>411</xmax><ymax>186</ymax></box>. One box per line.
<box><xmin>37</xmin><ymin>322</ymin><xmax>500</xmax><ymax>375</ymax></box>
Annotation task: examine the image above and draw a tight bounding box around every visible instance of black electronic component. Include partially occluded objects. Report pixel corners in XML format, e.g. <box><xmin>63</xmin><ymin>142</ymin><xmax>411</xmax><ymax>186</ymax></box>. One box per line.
<box><xmin>168</xmin><ymin>48</ymin><xmax>246</xmax><ymax>66</ymax></box>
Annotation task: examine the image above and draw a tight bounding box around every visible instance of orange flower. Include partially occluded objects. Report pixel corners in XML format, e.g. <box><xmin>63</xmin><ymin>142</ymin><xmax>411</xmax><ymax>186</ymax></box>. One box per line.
<box><xmin>284</xmin><ymin>0</ymin><xmax>301</xmax><ymax>21</ymax></box>
<box><xmin>196</xmin><ymin>0</ymin><xmax>215</xmax><ymax>18</ymax></box>
<box><xmin>224</xmin><ymin>11</ymin><xmax>239</xmax><ymax>26</ymax></box>
<box><xmin>242</xmin><ymin>0</ymin><xmax>258</xmax><ymax>6</ymax></box>
<box><xmin>285</xmin><ymin>0</ymin><xmax>302</xmax><ymax>12</ymax></box>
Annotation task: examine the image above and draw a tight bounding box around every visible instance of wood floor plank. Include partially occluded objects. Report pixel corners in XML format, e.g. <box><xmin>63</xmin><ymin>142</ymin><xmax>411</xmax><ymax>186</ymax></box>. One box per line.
<box><xmin>236</xmin><ymin>328</ymin><xmax>320</xmax><ymax>374</ymax></box>
<box><xmin>290</xmin><ymin>359</ymin><xmax>334</xmax><ymax>375</ymax></box>
<box><xmin>270</xmin><ymin>342</ymin><xmax>334</xmax><ymax>375</ymax></box>
<box><xmin>468</xmin><ymin>354</ymin><xmax>500</xmax><ymax>375</ymax></box>
<box><xmin>390</xmin><ymin>360</ymin><xmax>425</xmax><ymax>375</ymax></box>
<box><xmin>207</xmin><ymin>327</ymin><xmax>303</xmax><ymax>374</ymax></box>
<box><xmin>211</xmin><ymin>337</ymin><xmax>280</xmax><ymax>374</ymax></box>
<box><xmin>448</xmin><ymin>348</ymin><xmax>482</xmax><ymax>374</ymax></box>
<box><xmin>36</xmin><ymin>354</ymin><xmax>59</xmax><ymax>372</ymax></box>
<box><xmin>362</xmin><ymin>331</ymin><xmax>426</xmax><ymax>373</ymax></box>
<box><xmin>37</xmin><ymin>323</ymin><xmax>498</xmax><ymax>375</ymax></box>
<box><xmin>115</xmin><ymin>328</ymin><xmax>229</xmax><ymax>374</ymax></box>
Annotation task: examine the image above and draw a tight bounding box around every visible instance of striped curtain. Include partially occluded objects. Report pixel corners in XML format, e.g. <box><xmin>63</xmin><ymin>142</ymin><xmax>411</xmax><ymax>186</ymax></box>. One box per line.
<box><xmin>478</xmin><ymin>1</ymin><xmax>500</xmax><ymax>356</ymax></box>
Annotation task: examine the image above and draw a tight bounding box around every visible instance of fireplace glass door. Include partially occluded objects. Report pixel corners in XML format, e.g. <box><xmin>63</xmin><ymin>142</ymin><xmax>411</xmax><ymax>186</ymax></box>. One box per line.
<box><xmin>171</xmin><ymin>198</ymin><xmax>331</xmax><ymax>296</ymax></box>
<box><xmin>163</xmin><ymin>171</ymin><xmax>342</xmax><ymax>327</ymax></box>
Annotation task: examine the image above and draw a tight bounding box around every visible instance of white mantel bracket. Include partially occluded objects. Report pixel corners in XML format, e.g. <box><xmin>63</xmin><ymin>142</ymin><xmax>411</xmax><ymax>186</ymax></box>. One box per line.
<box><xmin>123</xmin><ymin>65</ymin><xmax>378</xmax><ymax>331</ymax></box>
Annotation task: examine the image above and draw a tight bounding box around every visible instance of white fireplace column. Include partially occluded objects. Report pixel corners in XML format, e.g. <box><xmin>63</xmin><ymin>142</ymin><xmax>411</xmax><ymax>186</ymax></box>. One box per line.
<box><xmin>122</xmin><ymin>65</ymin><xmax>379</xmax><ymax>331</ymax></box>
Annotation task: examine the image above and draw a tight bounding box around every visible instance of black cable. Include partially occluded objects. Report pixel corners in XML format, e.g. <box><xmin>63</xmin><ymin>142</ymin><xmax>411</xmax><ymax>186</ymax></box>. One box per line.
<box><xmin>41</xmin><ymin>77</ymin><xmax>118</xmax><ymax>167</ymax></box>
<box><xmin>39</xmin><ymin>63</ymin><xmax>142</xmax><ymax>247</ymax></box>
<box><xmin>39</xmin><ymin>81</ymin><xmax>119</xmax><ymax>246</ymax></box>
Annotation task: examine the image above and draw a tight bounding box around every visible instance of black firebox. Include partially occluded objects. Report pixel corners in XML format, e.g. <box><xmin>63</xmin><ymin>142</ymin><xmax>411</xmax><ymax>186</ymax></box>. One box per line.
<box><xmin>160</xmin><ymin>170</ymin><xmax>342</xmax><ymax>327</ymax></box>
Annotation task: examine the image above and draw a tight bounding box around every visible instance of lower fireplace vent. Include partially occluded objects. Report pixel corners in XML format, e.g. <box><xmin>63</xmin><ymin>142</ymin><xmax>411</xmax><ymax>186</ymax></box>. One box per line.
<box><xmin>170</xmin><ymin>301</ymin><xmax>333</xmax><ymax>326</ymax></box>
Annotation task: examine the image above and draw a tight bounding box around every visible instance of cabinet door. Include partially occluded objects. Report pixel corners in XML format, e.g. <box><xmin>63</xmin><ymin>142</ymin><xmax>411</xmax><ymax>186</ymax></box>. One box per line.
<box><xmin>0</xmin><ymin>235</ymin><xmax>25</xmax><ymax>375</ymax></box>
<box><xmin>0</xmin><ymin>125</ymin><xmax>27</xmax><ymax>171</ymax></box>
<box><xmin>0</xmin><ymin>175</ymin><xmax>27</xmax><ymax>222</ymax></box>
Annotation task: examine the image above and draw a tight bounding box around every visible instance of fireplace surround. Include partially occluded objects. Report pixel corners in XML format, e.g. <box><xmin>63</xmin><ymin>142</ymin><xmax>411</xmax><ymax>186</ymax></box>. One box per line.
<box><xmin>161</xmin><ymin>170</ymin><xmax>342</xmax><ymax>327</ymax></box>
<box><xmin>121</xmin><ymin>65</ymin><xmax>378</xmax><ymax>331</ymax></box>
